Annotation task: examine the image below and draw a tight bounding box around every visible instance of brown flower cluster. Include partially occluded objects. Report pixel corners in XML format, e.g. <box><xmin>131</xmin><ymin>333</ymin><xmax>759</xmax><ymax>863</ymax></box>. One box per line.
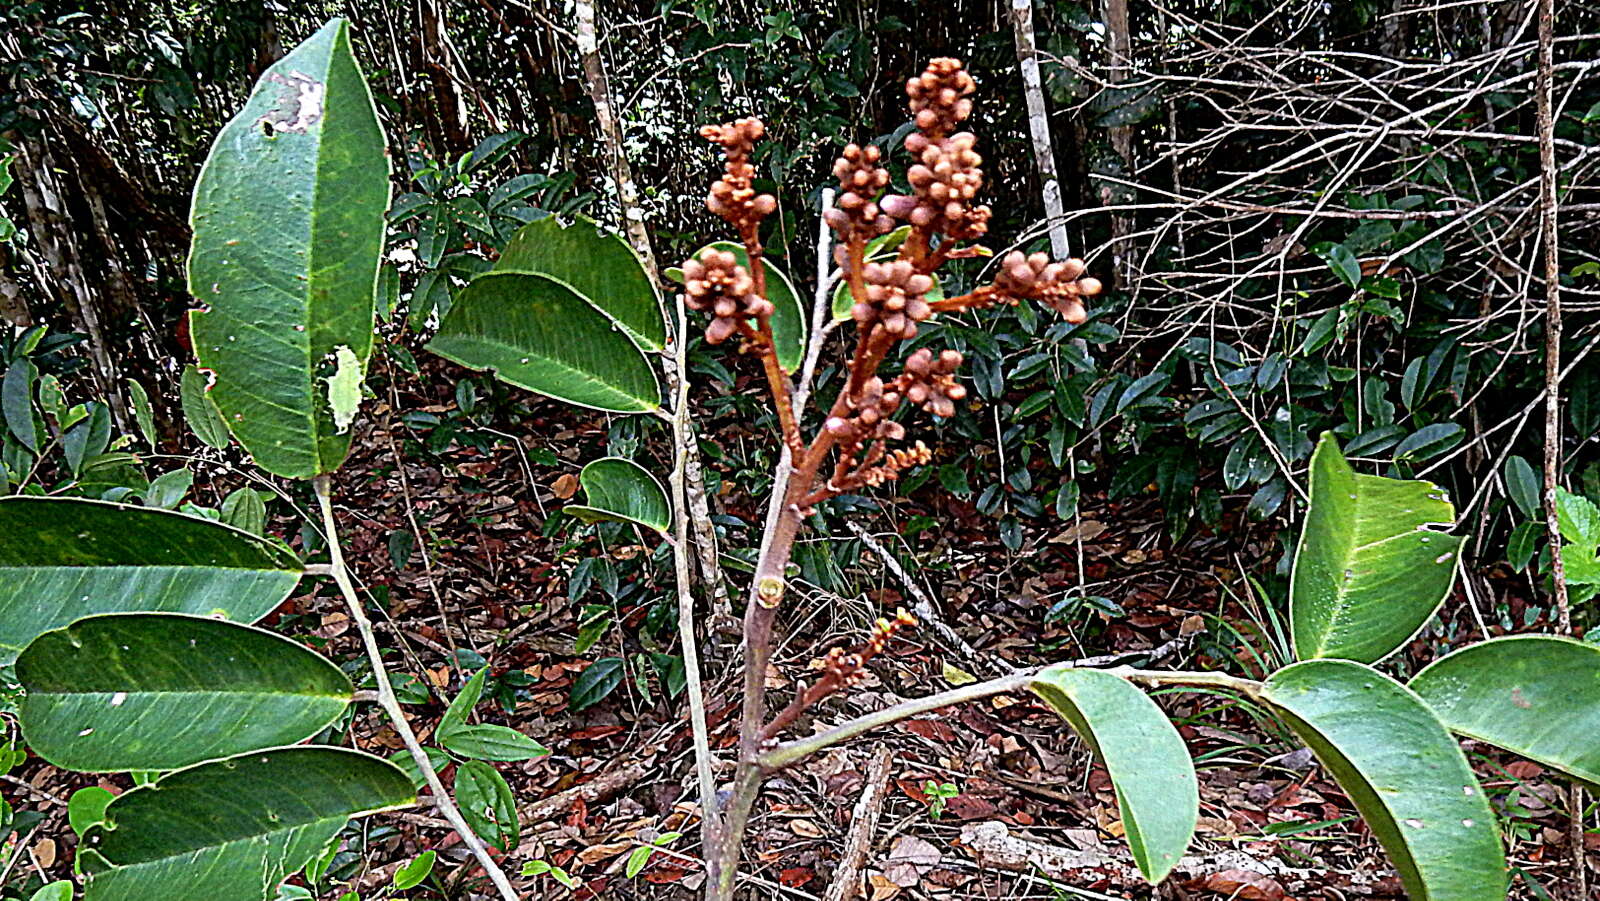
<box><xmin>826</xmin><ymin>375</ymin><xmax>906</xmax><ymax>446</ymax></box>
<box><xmin>699</xmin><ymin>118</ymin><xmax>777</xmax><ymax>234</ymax></box>
<box><xmin>906</xmin><ymin>57</ymin><xmax>975</xmax><ymax>138</ymax></box>
<box><xmin>681</xmin><ymin>248</ymin><xmax>774</xmax><ymax>344</ymax></box>
<box><xmin>855</xmin><ymin>441</ymin><xmax>933</xmax><ymax>488</ymax></box>
<box><xmin>855</xmin><ymin>260</ymin><xmax>935</xmax><ymax>338</ymax></box>
<box><xmin>993</xmin><ymin>251</ymin><xmax>1102</xmax><ymax>323</ymax></box>
<box><xmin>818</xmin><ymin>608</ymin><xmax>918</xmax><ymax>684</ymax></box>
<box><xmin>899</xmin><ymin>348</ymin><xmax>966</xmax><ymax>418</ymax></box>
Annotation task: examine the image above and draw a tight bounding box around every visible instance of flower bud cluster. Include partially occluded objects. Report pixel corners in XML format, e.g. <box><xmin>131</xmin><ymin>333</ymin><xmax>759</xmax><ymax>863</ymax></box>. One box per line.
<box><xmin>855</xmin><ymin>260</ymin><xmax>936</xmax><ymax>338</ymax></box>
<box><xmin>858</xmin><ymin>442</ymin><xmax>934</xmax><ymax>487</ymax></box>
<box><xmin>906</xmin><ymin>58</ymin><xmax>975</xmax><ymax>138</ymax></box>
<box><xmin>681</xmin><ymin>248</ymin><xmax>774</xmax><ymax>344</ymax></box>
<box><xmin>699</xmin><ymin>118</ymin><xmax>777</xmax><ymax>231</ymax></box>
<box><xmin>823</xmin><ymin>143</ymin><xmax>894</xmax><ymax>244</ymax></box>
<box><xmin>900</xmin><ymin>348</ymin><xmax>966</xmax><ymax>418</ymax></box>
<box><xmin>880</xmin><ymin>130</ymin><xmax>991</xmax><ymax>242</ymax></box>
<box><xmin>993</xmin><ymin>251</ymin><xmax>1102</xmax><ymax>323</ymax></box>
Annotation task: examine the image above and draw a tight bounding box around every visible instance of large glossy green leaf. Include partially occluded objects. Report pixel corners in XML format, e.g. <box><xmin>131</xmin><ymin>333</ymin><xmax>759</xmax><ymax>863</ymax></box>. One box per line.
<box><xmin>691</xmin><ymin>242</ymin><xmax>806</xmax><ymax>373</ymax></box>
<box><xmin>1290</xmin><ymin>434</ymin><xmax>1462</xmax><ymax>662</ymax></box>
<box><xmin>188</xmin><ymin>18</ymin><xmax>389</xmax><ymax>479</ymax></box>
<box><xmin>428</xmin><ymin>271</ymin><xmax>660</xmax><ymax>412</ymax></box>
<box><xmin>564</xmin><ymin>457</ymin><xmax>670</xmax><ymax>534</ymax></box>
<box><xmin>0</xmin><ymin>497</ymin><xmax>303</xmax><ymax>664</ymax></box>
<box><xmin>18</xmin><ymin>613</ymin><xmax>351</xmax><ymax>772</ymax></box>
<box><xmin>1411</xmin><ymin>635</ymin><xmax>1600</xmax><ymax>786</ymax></box>
<box><xmin>494</xmin><ymin>215</ymin><xmax>665</xmax><ymax>352</ymax></box>
<box><xmin>1262</xmin><ymin>660</ymin><xmax>1506</xmax><ymax>901</ymax></box>
<box><xmin>1029</xmin><ymin>666</ymin><xmax>1197</xmax><ymax>883</ymax></box>
<box><xmin>79</xmin><ymin>747</ymin><xmax>413</xmax><ymax>901</ymax></box>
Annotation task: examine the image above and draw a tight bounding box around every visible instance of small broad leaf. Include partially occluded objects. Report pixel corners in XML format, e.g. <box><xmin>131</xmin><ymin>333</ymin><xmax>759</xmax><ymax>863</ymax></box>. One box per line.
<box><xmin>69</xmin><ymin>786</ymin><xmax>116</xmax><ymax>837</ymax></box>
<box><xmin>440</xmin><ymin>724</ymin><xmax>549</xmax><ymax>762</ymax></box>
<box><xmin>221</xmin><ymin>488</ymin><xmax>268</xmax><ymax>535</ymax></box>
<box><xmin>689</xmin><ymin>242</ymin><xmax>806</xmax><ymax>373</ymax></box>
<box><xmin>1261</xmin><ymin>660</ymin><xmax>1505</xmax><ymax>901</ymax></box>
<box><xmin>188</xmin><ymin>18</ymin><xmax>389</xmax><ymax>479</ymax></box>
<box><xmin>0</xmin><ymin>497</ymin><xmax>303</xmax><ymax>664</ymax></box>
<box><xmin>427</xmin><ymin>272</ymin><xmax>660</xmax><ymax>413</ymax></box>
<box><xmin>1028</xmin><ymin>666</ymin><xmax>1197</xmax><ymax>883</ymax></box>
<box><xmin>126</xmin><ymin>379</ymin><xmax>156</xmax><ymax>448</ymax></box>
<box><xmin>18</xmin><ymin>613</ymin><xmax>352</xmax><ymax>772</ymax></box>
<box><xmin>393</xmin><ymin>850</ymin><xmax>435</xmax><ymax>891</ymax></box>
<box><xmin>1311</xmin><ymin>242</ymin><xmax>1361</xmax><ymax>288</ymax></box>
<box><xmin>564</xmin><ymin>457</ymin><xmax>671</xmax><ymax>534</ymax></box>
<box><xmin>1556</xmin><ymin>487</ymin><xmax>1600</xmax><ymax>548</ymax></box>
<box><xmin>455</xmin><ymin>760</ymin><xmax>518</xmax><ymax>850</ymax></box>
<box><xmin>180</xmin><ymin>365</ymin><xmax>231</xmax><ymax>450</ymax></box>
<box><xmin>2</xmin><ymin>359</ymin><xmax>38</xmax><ymax>452</ymax></box>
<box><xmin>1411</xmin><ymin>635</ymin><xmax>1600</xmax><ymax>786</ymax></box>
<box><xmin>1502</xmin><ymin>455</ymin><xmax>1540</xmax><ymax>519</ymax></box>
<box><xmin>29</xmin><ymin>883</ymin><xmax>72</xmax><ymax>901</ymax></box>
<box><xmin>493</xmin><ymin>215</ymin><xmax>666</xmax><ymax>352</ymax></box>
<box><xmin>1290</xmin><ymin>434</ymin><xmax>1461</xmax><ymax>663</ymax></box>
<box><xmin>143</xmin><ymin>468</ymin><xmax>193</xmax><ymax>509</ymax></box>
<box><xmin>79</xmin><ymin>747</ymin><xmax>413</xmax><ymax>901</ymax></box>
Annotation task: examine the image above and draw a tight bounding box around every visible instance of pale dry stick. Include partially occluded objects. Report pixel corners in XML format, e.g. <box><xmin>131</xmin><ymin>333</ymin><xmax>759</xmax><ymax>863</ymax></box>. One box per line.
<box><xmin>821</xmin><ymin>744</ymin><xmax>895</xmax><ymax>901</ymax></box>
<box><xmin>794</xmin><ymin>187</ymin><xmax>837</xmax><ymax>415</ymax></box>
<box><xmin>669</xmin><ymin>295</ymin><xmax>719</xmax><ymax>842</ymax></box>
<box><xmin>844</xmin><ymin>520</ymin><xmax>1013</xmax><ymax>677</ymax></box>
<box><xmin>1011</xmin><ymin>0</ymin><xmax>1070</xmax><ymax>261</ymax></box>
<box><xmin>312</xmin><ymin>476</ymin><xmax>521</xmax><ymax>901</ymax></box>
<box><xmin>1534</xmin><ymin>0</ymin><xmax>1584</xmax><ymax>894</ymax></box>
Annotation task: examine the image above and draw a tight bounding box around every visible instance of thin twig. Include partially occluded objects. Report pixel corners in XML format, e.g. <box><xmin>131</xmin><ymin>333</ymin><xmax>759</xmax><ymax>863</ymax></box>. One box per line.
<box><xmin>312</xmin><ymin>475</ymin><xmax>520</xmax><ymax>901</ymax></box>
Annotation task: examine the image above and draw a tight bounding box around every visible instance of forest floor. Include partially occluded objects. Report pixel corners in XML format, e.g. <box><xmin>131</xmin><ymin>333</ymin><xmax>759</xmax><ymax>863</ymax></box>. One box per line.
<box><xmin>6</xmin><ymin>358</ymin><xmax>1590</xmax><ymax>901</ymax></box>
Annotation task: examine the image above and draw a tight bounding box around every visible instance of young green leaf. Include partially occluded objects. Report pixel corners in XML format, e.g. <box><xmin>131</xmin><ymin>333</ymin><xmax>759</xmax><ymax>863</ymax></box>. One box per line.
<box><xmin>393</xmin><ymin>850</ymin><xmax>436</xmax><ymax>891</ymax></box>
<box><xmin>440</xmin><ymin>724</ymin><xmax>549</xmax><ymax>762</ymax></box>
<box><xmin>1411</xmin><ymin>635</ymin><xmax>1600</xmax><ymax>786</ymax></box>
<box><xmin>179</xmin><ymin>365</ymin><xmax>231</xmax><ymax>450</ymax></box>
<box><xmin>1290</xmin><ymin>434</ymin><xmax>1461</xmax><ymax>663</ymax></box>
<box><xmin>220</xmin><ymin>487</ymin><xmax>268</xmax><ymax>535</ymax></box>
<box><xmin>1261</xmin><ymin>660</ymin><xmax>1506</xmax><ymax>901</ymax></box>
<box><xmin>570</xmin><ymin>657</ymin><xmax>625</xmax><ymax>711</ymax></box>
<box><xmin>1502</xmin><ymin>455</ymin><xmax>1540</xmax><ymax>519</ymax></box>
<box><xmin>79</xmin><ymin>747</ymin><xmax>413</xmax><ymax>901</ymax></box>
<box><xmin>493</xmin><ymin>215</ymin><xmax>666</xmax><ymax>351</ymax></box>
<box><xmin>0</xmin><ymin>497</ymin><xmax>303</xmax><ymax>664</ymax></box>
<box><xmin>18</xmin><ymin>613</ymin><xmax>353</xmax><ymax>772</ymax></box>
<box><xmin>1028</xmin><ymin>666</ymin><xmax>1197</xmax><ymax>883</ymax></box>
<box><xmin>188</xmin><ymin>18</ymin><xmax>389</xmax><ymax>479</ymax></box>
<box><xmin>28</xmin><ymin>883</ymin><xmax>72</xmax><ymax>901</ymax></box>
<box><xmin>125</xmin><ymin>378</ymin><xmax>156</xmax><ymax>448</ymax></box>
<box><xmin>564</xmin><ymin>457</ymin><xmax>671</xmax><ymax>534</ymax></box>
<box><xmin>427</xmin><ymin>272</ymin><xmax>660</xmax><ymax>413</ymax></box>
<box><xmin>438</xmin><ymin>667</ymin><xmax>488</xmax><ymax>738</ymax></box>
<box><xmin>68</xmin><ymin>786</ymin><xmax>116</xmax><ymax>837</ymax></box>
<box><xmin>455</xmin><ymin>760</ymin><xmax>518</xmax><ymax>850</ymax></box>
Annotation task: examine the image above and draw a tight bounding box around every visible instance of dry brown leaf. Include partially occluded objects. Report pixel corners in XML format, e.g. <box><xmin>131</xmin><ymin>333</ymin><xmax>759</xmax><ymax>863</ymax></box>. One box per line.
<box><xmin>32</xmin><ymin>838</ymin><xmax>56</xmax><ymax>868</ymax></box>
<box><xmin>1201</xmin><ymin>869</ymin><xmax>1287</xmax><ymax>900</ymax></box>
<box><xmin>552</xmin><ymin>473</ymin><xmax>579</xmax><ymax>499</ymax></box>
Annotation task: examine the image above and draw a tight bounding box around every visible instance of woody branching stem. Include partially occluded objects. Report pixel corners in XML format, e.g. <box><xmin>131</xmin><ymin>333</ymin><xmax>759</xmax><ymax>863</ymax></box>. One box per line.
<box><xmin>688</xmin><ymin>60</ymin><xmax>1103</xmax><ymax>900</ymax></box>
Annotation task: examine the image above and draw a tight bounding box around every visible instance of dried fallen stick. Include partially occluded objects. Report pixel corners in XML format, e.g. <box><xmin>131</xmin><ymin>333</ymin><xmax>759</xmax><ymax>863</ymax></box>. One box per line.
<box><xmin>823</xmin><ymin>744</ymin><xmax>896</xmax><ymax>901</ymax></box>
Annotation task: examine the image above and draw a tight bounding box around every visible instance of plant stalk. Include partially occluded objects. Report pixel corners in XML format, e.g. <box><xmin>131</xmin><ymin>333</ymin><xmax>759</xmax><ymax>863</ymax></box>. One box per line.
<box><xmin>313</xmin><ymin>475</ymin><xmax>521</xmax><ymax>901</ymax></box>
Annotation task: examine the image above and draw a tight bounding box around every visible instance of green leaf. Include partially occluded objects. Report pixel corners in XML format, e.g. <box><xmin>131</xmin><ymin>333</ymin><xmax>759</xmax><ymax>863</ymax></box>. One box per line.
<box><xmin>427</xmin><ymin>272</ymin><xmax>660</xmax><ymax>413</ymax></box>
<box><xmin>3</xmin><ymin>359</ymin><xmax>38</xmax><ymax>451</ymax></box>
<box><xmin>1311</xmin><ymin>242</ymin><xmax>1361</xmax><ymax>289</ymax></box>
<box><xmin>1556</xmin><ymin>487</ymin><xmax>1600</xmax><ymax>547</ymax></box>
<box><xmin>438</xmin><ymin>667</ymin><xmax>487</xmax><ymax>738</ymax></box>
<box><xmin>180</xmin><ymin>366</ymin><xmax>231</xmax><ymax>450</ymax></box>
<box><xmin>440</xmin><ymin>724</ymin><xmax>549</xmax><ymax>762</ymax></box>
<box><xmin>18</xmin><ymin>613</ymin><xmax>351</xmax><ymax>772</ymax></box>
<box><xmin>29</xmin><ymin>883</ymin><xmax>72</xmax><ymax>901</ymax></box>
<box><xmin>221</xmin><ymin>488</ymin><xmax>268</xmax><ymax>535</ymax></box>
<box><xmin>564</xmin><ymin>457</ymin><xmax>671</xmax><ymax>534</ymax></box>
<box><xmin>698</xmin><ymin>242</ymin><xmax>806</xmax><ymax>373</ymax></box>
<box><xmin>68</xmin><ymin>787</ymin><xmax>116</xmax><ymax>837</ymax></box>
<box><xmin>1290</xmin><ymin>434</ymin><xmax>1462</xmax><ymax>663</ymax></box>
<box><xmin>143</xmin><ymin>468</ymin><xmax>193</xmax><ymax>509</ymax></box>
<box><xmin>493</xmin><ymin>215</ymin><xmax>666</xmax><ymax>352</ymax></box>
<box><xmin>393</xmin><ymin>850</ymin><xmax>435</xmax><ymax>891</ymax></box>
<box><xmin>125</xmin><ymin>379</ymin><xmax>156</xmax><ymax>448</ymax></box>
<box><xmin>455</xmin><ymin>760</ymin><xmax>518</xmax><ymax>850</ymax></box>
<box><xmin>0</xmin><ymin>497</ymin><xmax>303</xmax><ymax>664</ymax></box>
<box><xmin>188</xmin><ymin>18</ymin><xmax>389</xmax><ymax>479</ymax></box>
<box><xmin>570</xmin><ymin>657</ymin><xmax>624</xmax><ymax>711</ymax></box>
<box><xmin>1028</xmin><ymin>666</ymin><xmax>1197</xmax><ymax>883</ymax></box>
<box><xmin>79</xmin><ymin>747</ymin><xmax>413</xmax><ymax>901</ymax></box>
<box><xmin>1503</xmin><ymin>455</ymin><xmax>1540</xmax><ymax>519</ymax></box>
<box><xmin>1261</xmin><ymin>660</ymin><xmax>1506</xmax><ymax>901</ymax></box>
<box><xmin>1411</xmin><ymin>635</ymin><xmax>1600</xmax><ymax>786</ymax></box>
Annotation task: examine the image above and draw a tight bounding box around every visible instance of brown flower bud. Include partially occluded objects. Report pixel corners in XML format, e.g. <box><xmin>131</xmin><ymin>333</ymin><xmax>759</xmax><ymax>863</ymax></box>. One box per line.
<box><xmin>900</xmin><ymin>348</ymin><xmax>966</xmax><ymax>418</ymax></box>
<box><xmin>681</xmin><ymin>247</ymin><xmax>774</xmax><ymax>344</ymax></box>
<box><xmin>855</xmin><ymin>260</ymin><xmax>936</xmax><ymax>339</ymax></box>
<box><xmin>992</xmin><ymin>250</ymin><xmax>1101</xmax><ymax>323</ymax></box>
<box><xmin>700</xmin><ymin>118</ymin><xmax>777</xmax><ymax>232</ymax></box>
